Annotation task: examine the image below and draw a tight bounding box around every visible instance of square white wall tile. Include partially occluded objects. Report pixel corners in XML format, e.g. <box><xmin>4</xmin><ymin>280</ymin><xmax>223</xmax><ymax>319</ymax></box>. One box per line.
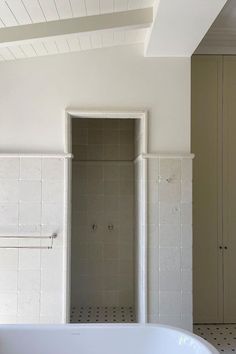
<box><xmin>19</xmin><ymin>249</ymin><xmax>41</xmax><ymax>270</ymax></box>
<box><xmin>0</xmin><ymin>180</ymin><xmax>19</xmax><ymax>202</ymax></box>
<box><xmin>148</xmin><ymin>159</ymin><xmax>158</xmax><ymax>180</ymax></box>
<box><xmin>159</xmin><ymin>203</ymin><xmax>180</xmax><ymax>225</ymax></box>
<box><xmin>42</xmin><ymin>159</ymin><xmax>64</xmax><ymax>180</ymax></box>
<box><xmin>18</xmin><ymin>224</ymin><xmax>41</xmax><ymax>236</ymax></box>
<box><xmin>19</xmin><ymin>181</ymin><xmax>41</xmax><ymax>202</ymax></box>
<box><xmin>159</xmin><ymin>224</ymin><xmax>181</xmax><ymax>248</ymax></box>
<box><xmin>181</xmin><ymin>203</ymin><xmax>192</xmax><ymax>224</ymax></box>
<box><xmin>41</xmin><ymin>268</ymin><xmax>62</xmax><ymax>292</ymax></box>
<box><xmin>20</xmin><ymin>158</ymin><xmax>41</xmax><ymax>180</ymax></box>
<box><xmin>181</xmin><ymin>224</ymin><xmax>192</xmax><ymax>248</ymax></box>
<box><xmin>159</xmin><ymin>159</ymin><xmax>181</xmax><ymax>180</ymax></box>
<box><xmin>42</xmin><ymin>180</ymin><xmax>64</xmax><ymax>202</ymax></box>
<box><xmin>181</xmin><ymin>181</ymin><xmax>192</xmax><ymax>203</ymax></box>
<box><xmin>159</xmin><ymin>271</ymin><xmax>181</xmax><ymax>292</ymax></box>
<box><xmin>0</xmin><ymin>225</ymin><xmax>18</xmax><ymax>237</ymax></box>
<box><xmin>0</xmin><ymin>156</ymin><xmax>66</xmax><ymax>324</ymax></box>
<box><xmin>181</xmin><ymin>292</ymin><xmax>192</xmax><ymax>315</ymax></box>
<box><xmin>159</xmin><ymin>291</ymin><xmax>181</xmax><ymax>316</ymax></box>
<box><xmin>40</xmin><ymin>292</ymin><xmax>63</xmax><ymax>317</ymax></box>
<box><xmin>18</xmin><ymin>270</ymin><xmax>41</xmax><ymax>292</ymax></box>
<box><xmin>19</xmin><ymin>202</ymin><xmax>41</xmax><ymax>225</ymax></box>
<box><xmin>0</xmin><ymin>293</ymin><xmax>17</xmax><ymax>315</ymax></box>
<box><xmin>181</xmin><ymin>247</ymin><xmax>192</xmax><ymax>270</ymax></box>
<box><xmin>0</xmin><ymin>250</ymin><xmax>18</xmax><ymax>270</ymax></box>
<box><xmin>159</xmin><ymin>247</ymin><xmax>181</xmax><ymax>272</ymax></box>
<box><xmin>16</xmin><ymin>316</ymin><xmax>40</xmax><ymax>324</ymax></box>
<box><xmin>39</xmin><ymin>315</ymin><xmax>62</xmax><ymax>324</ymax></box>
<box><xmin>41</xmin><ymin>248</ymin><xmax>63</xmax><ymax>271</ymax></box>
<box><xmin>0</xmin><ymin>203</ymin><xmax>18</xmax><ymax>225</ymax></box>
<box><xmin>159</xmin><ymin>180</ymin><xmax>181</xmax><ymax>203</ymax></box>
<box><xmin>181</xmin><ymin>159</ymin><xmax>192</xmax><ymax>181</ymax></box>
<box><xmin>0</xmin><ymin>271</ymin><xmax>17</xmax><ymax>291</ymax></box>
<box><xmin>181</xmin><ymin>270</ymin><xmax>192</xmax><ymax>292</ymax></box>
<box><xmin>0</xmin><ymin>315</ymin><xmax>17</xmax><ymax>324</ymax></box>
<box><xmin>0</xmin><ymin>159</ymin><xmax>19</xmax><ymax>179</ymax></box>
<box><xmin>18</xmin><ymin>291</ymin><xmax>40</xmax><ymax>317</ymax></box>
<box><xmin>158</xmin><ymin>315</ymin><xmax>182</xmax><ymax>328</ymax></box>
<box><xmin>41</xmin><ymin>203</ymin><xmax>63</xmax><ymax>225</ymax></box>
<box><xmin>147</xmin><ymin>157</ymin><xmax>193</xmax><ymax>330</ymax></box>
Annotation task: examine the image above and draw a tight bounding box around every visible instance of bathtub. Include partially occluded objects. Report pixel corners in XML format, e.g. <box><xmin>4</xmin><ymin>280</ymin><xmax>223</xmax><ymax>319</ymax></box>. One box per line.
<box><xmin>0</xmin><ymin>324</ymin><xmax>218</xmax><ymax>354</ymax></box>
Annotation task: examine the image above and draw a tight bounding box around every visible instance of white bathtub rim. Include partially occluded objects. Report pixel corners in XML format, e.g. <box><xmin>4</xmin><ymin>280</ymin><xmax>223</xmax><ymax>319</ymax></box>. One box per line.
<box><xmin>0</xmin><ymin>323</ymin><xmax>218</xmax><ymax>353</ymax></box>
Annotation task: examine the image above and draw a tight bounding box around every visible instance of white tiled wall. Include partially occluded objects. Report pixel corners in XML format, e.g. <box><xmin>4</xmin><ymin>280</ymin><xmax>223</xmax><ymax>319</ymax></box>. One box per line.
<box><xmin>134</xmin><ymin>156</ymin><xmax>146</xmax><ymax>322</ymax></box>
<box><xmin>147</xmin><ymin>157</ymin><xmax>193</xmax><ymax>331</ymax></box>
<box><xmin>0</xmin><ymin>157</ymin><xmax>66</xmax><ymax>324</ymax></box>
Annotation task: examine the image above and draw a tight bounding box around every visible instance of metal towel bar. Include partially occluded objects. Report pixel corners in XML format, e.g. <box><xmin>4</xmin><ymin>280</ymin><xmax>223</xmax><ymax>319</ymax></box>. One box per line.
<box><xmin>0</xmin><ymin>233</ymin><xmax>57</xmax><ymax>249</ymax></box>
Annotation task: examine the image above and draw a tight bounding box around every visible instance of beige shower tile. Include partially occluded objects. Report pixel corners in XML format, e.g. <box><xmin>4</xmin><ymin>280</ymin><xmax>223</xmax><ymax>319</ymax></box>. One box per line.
<box><xmin>72</xmin><ymin>145</ymin><xmax>88</xmax><ymax>161</ymax></box>
<box><xmin>87</xmin><ymin>195</ymin><xmax>104</xmax><ymax>212</ymax></box>
<box><xmin>104</xmin><ymin>180</ymin><xmax>120</xmax><ymax>195</ymax></box>
<box><xmin>102</xmin><ymin>291</ymin><xmax>119</xmax><ymax>306</ymax></box>
<box><xmin>104</xmin><ymin>243</ymin><xmax>119</xmax><ymax>260</ymax></box>
<box><xmin>72</xmin><ymin>118</ymin><xmax>88</xmax><ymax>130</ymax></box>
<box><xmin>119</xmin><ymin>130</ymin><xmax>134</xmax><ymax>144</ymax></box>
<box><xmin>87</xmin><ymin>144</ymin><xmax>104</xmax><ymax>160</ymax></box>
<box><xmin>119</xmin><ymin>144</ymin><xmax>134</xmax><ymax>160</ymax></box>
<box><xmin>87</xmin><ymin>179</ymin><xmax>104</xmax><ymax>195</ymax></box>
<box><xmin>88</xmin><ymin>118</ymin><xmax>104</xmax><ymax>130</ymax></box>
<box><xmin>119</xmin><ymin>261</ymin><xmax>133</xmax><ymax>275</ymax></box>
<box><xmin>104</xmin><ymin>163</ymin><xmax>120</xmax><ymax>180</ymax></box>
<box><xmin>87</xmin><ymin>164</ymin><xmax>103</xmax><ymax>180</ymax></box>
<box><xmin>120</xmin><ymin>180</ymin><xmax>133</xmax><ymax>194</ymax></box>
<box><xmin>72</xmin><ymin>127</ymin><xmax>88</xmax><ymax>145</ymax></box>
<box><xmin>120</xmin><ymin>164</ymin><xmax>133</xmax><ymax>180</ymax></box>
<box><xmin>103</xmin><ymin>119</ymin><xmax>119</xmax><ymax>130</ymax></box>
<box><xmin>118</xmin><ymin>290</ymin><xmax>133</xmax><ymax>306</ymax></box>
<box><xmin>104</xmin><ymin>130</ymin><xmax>119</xmax><ymax>144</ymax></box>
<box><xmin>104</xmin><ymin>195</ymin><xmax>119</xmax><ymax>212</ymax></box>
<box><xmin>88</xmin><ymin>243</ymin><xmax>103</xmax><ymax>261</ymax></box>
<box><xmin>88</xmin><ymin>129</ymin><xmax>103</xmax><ymax>145</ymax></box>
<box><xmin>104</xmin><ymin>145</ymin><xmax>119</xmax><ymax>160</ymax></box>
<box><xmin>119</xmin><ymin>119</ymin><xmax>134</xmax><ymax>131</ymax></box>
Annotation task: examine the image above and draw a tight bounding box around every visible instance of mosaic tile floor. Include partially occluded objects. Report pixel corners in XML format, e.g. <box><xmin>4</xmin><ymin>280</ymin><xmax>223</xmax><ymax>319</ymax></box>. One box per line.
<box><xmin>70</xmin><ymin>306</ymin><xmax>136</xmax><ymax>323</ymax></box>
<box><xmin>194</xmin><ymin>324</ymin><xmax>236</xmax><ymax>353</ymax></box>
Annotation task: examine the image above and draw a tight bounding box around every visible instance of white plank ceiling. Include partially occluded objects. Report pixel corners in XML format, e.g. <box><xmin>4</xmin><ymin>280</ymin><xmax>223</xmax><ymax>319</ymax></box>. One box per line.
<box><xmin>0</xmin><ymin>0</ymin><xmax>154</xmax><ymax>60</ymax></box>
<box><xmin>0</xmin><ymin>0</ymin><xmax>154</xmax><ymax>25</ymax></box>
<box><xmin>0</xmin><ymin>27</ymin><xmax>148</xmax><ymax>60</ymax></box>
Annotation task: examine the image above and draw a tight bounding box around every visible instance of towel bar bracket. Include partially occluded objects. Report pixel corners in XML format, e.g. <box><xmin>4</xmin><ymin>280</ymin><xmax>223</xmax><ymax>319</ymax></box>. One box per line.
<box><xmin>0</xmin><ymin>233</ymin><xmax>57</xmax><ymax>249</ymax></box>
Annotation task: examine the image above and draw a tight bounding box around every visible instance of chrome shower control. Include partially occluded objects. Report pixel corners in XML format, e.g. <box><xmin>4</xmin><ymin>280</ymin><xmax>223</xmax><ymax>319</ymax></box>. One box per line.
<box><xmin>108</xmin><ymin>224</ymin><xmax>114</xmax><ymax>231</ymax></box>
<box><xmin>91</xmin><ymin>224</ymin><xmax>97</xmax><ymax>232</ymax></box>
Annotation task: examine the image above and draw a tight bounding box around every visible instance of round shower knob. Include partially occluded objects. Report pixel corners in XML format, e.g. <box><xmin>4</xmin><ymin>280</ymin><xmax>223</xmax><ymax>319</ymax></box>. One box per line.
<box><xmin>91</xmin><ymin>224</ymin><xmax>97</xmax><ymax>231</ymax></box>
<box><xmin>108</xmin><ymin>224</ymin><xmax>114</xmax><ymax>231</ymax></box>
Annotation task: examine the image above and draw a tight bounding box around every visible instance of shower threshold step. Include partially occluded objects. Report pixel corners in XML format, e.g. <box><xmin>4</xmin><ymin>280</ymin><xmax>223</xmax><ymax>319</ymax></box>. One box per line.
<box><xmin>70</xmin><ymin>306</ymin><xmax>136</xmax><ymax>323</ymax></box>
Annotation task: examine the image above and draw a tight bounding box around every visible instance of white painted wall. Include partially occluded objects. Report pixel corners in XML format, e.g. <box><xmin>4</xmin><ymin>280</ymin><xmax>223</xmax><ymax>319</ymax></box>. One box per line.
<box><xmin>0</xmin><ymin>44</ymin><xmax>190</xmax><ymax>154</ymax></box>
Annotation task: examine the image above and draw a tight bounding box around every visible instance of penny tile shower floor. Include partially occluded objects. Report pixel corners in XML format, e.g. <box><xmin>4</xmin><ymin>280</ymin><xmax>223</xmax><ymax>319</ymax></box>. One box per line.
<box><xmin>70</xmin><ymin>306</ymin><xmax>136</xmax><ymax>323</ymax></box>
<box><xmin>194</xmin><ymin>324</ymin><xmax>236</xmax><ymax>353</ymax></box>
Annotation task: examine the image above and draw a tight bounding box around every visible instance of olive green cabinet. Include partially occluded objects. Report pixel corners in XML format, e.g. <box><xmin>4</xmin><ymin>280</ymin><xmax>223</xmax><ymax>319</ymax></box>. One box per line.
<box><xmin>192</xmin><ymin>56</ymin><xmax>236</xmax><ymax>323</ymax></box>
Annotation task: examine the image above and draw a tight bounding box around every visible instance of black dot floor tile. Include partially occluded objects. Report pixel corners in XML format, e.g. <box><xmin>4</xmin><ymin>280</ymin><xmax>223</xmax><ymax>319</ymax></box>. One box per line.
<box><xmin>70</xmin><ymin>306</ymin><xmax>136</xmax><ymax>323</ymax></box>
<box><xmin>194</xmin><ymin>324</ymin><xmax>236</xmax><ymax>353</ymax></box>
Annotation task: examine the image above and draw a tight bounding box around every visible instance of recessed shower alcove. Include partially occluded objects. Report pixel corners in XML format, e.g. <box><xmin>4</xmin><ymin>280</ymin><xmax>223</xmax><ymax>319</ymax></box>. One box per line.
<box><xmin>66</xmin><ymin>111</ymin><xmax>147</xmax><ymax>324</ymax></box>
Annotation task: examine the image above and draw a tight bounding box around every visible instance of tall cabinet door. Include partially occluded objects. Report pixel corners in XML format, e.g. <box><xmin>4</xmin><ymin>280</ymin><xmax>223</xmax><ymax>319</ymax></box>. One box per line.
<box><xmin>223</xmin><ymin>56</ymin><xmax>236</xmax><ymax>323</ymax></box>
<box><xmin>192</xmin><ymin>56</ymin><xmax>224</xmax><ymax>323</ymax></box>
